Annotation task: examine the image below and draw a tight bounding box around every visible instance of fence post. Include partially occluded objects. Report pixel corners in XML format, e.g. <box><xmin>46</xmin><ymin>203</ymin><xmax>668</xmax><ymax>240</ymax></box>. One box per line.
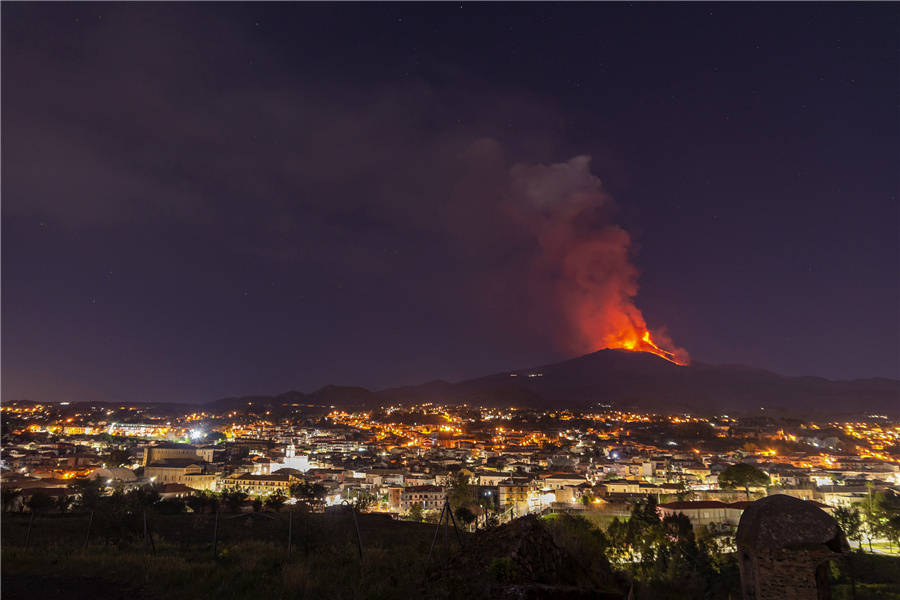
<box><xmin>83</xmin><ymin>511</ymin><xmax>94</xmax><ymax>551</ymax></box>
<box><xmin>212</xmin><ymin>509</ymin><xmax>220</xmax><ymax>559</ymax></box>
<box><xmin>350</xmin><ymin>505</ymin><xmax>363</xmax><ymax>559</ymax></box>
<box><xmin>446</xmin><ymin>500</ymin><xmax>464</xmax><ymax>548</ymax></box>
<box><xmin>145</xmin><ymin>510</ymin><xmax>156</xmax><ymax>553</ymax></box>
<box><xmin>305</xmin><ymin>509</ymin><xmax>310</xmax><ymax>555</ymax></box>
<box><xmin>426</xmin><ymin>502</ymin><xmax>446</xmax><ymax>565</ymax></box>
<box><xmin>287</xmin><ymin>509</ymin><xmax>293</xmax><ymax>557</ymax></box>
<box><xmin>23</xmin><ymin>511</ymin><xmax>35</xmax><ymax>548</ymax></box>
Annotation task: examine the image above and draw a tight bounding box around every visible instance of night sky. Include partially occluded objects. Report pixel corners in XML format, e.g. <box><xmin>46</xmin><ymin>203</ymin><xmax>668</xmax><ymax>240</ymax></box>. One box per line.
<box><xmin>3</xmin><ymin>4</ymin><xmax>898</xmax><ymax>404</ymax></box>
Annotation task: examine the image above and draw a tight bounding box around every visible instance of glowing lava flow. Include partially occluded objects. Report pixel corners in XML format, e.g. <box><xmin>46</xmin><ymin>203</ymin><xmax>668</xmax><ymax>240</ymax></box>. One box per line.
<box><xmin>607</xmin><ymin>331</ymin><xmax>688</xmax><ymax>365</ymax></box>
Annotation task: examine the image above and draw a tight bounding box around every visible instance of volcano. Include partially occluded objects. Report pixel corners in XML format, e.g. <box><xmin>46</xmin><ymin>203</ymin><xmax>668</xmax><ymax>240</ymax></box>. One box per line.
<box><xmin>393</xmin><ymin>349</ymin><xmax>898</xmax><ymax>414</ymax></box>
<box><xmin>209</xmin><ymin>350</ymin><xmax>899</xmax><ymax>416</ymax></box>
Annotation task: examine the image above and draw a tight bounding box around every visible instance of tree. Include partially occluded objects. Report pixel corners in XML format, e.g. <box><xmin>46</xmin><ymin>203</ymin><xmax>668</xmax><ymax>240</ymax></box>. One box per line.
<box><xmin>104</xmin><ymin>447</ymin><xmax>132</xmax><ymax>468</ymax></box>
<box><xmin>186</xmin><ymin>490</ymin><xmax>218</xmax><ymax>514</ymax></box>
<box><xmin>605</xmin><ymin>517</ymin><xmax>630</xmax><ymax>562</ymax></box>
<box><xmin>877</xmin><ymin>490</ymin><xmax>900</xmax><ymax>551</ymax></box>
<box><xmin>289</xmin><ymin>481</ymin><xmax>326</xmax><ymax>510</ymax></box>
<box><xmin>455</xmin><ymin>506</ymin><xmax>476</xmax><ymax>527</ymax></box>
<box><xmin>95</xmin><ymin>433</ymin><xmax>114</xmax><ymax>447</ymax></box>
<box><xmin>675</xmin><ymin>479</ymin><xmax>696</xmax><ymax>502</ymax></box>
<box><xmin>860</xmin><ymin>483</ymin><xmax>880</xmax><ymax>552</ymax></box>
<box><xmin>1</xmin><ymin>487</ymin><xmax>22</xmax><ymax>512</ymax></box>
<box><xmin>446</xmin><ymin>471</ymin><xmax>473</xmax><ymax>510</ymax></box>
<box><xmin>265</xmin><ymin>490</ymin><xmax>286</xmax><ymax>512</ymax></box>
<box><xmin>626</xmin><ymin>495</ymin><xmax>664</xmax><ymax>573</ymax></box>
<box><xmin>125</xmin><ymin>485</ymin><xmax>161</xmax><ymax>510</ymax></box>
<box><xmin>406</xmin><ymin>502</ymin><xmax>424</xmax><ymax>522</ymax></box>
<box><xmin>26</xmin><ymin>490</ymin><xmax>55</xmax><ymax>513</ymax></box>
<box><xmin>206</xmin><ymin>432</ymin><xmax>227</xmax><ymax>444</ymax></box>
<box><xmin>156</xmin><ymin>498</ymin><xmax>186</xmax><ymax>515</ymax></box>
<box><xmin>221</xmin><ymin>490</ymin><xmax>248</xmax><ymax>513</ymax></box>
<box><xmin>347</xmin><ymin>491</ymin><xmax>376</xmax><ymax>512</ymax></box>
<box><xmin>543</xmin><ymin>513</ymin><xmax>611</xmax><ymax>578</ymax></box>
<box><xmin>834</xmin><ymin>506</ymin><xmax>863</xmax><ymax>549</ymax></box>
<box><xmin>603</xmin><ymin>495</ymin><xmax>725</xmax><ymax>596</ymax></box>
<box><xmin>55</xmin><ymin>494</ymin><xmax>74</xmax><ymax>513</ymax></box>
<box><xmin>718</xmin><ymin>463</ymin><xmax>770</xmax><ymax>499</ymax></box>
<box><xmin>69</xmin><ymin>477</ymin><xmax>104</xmax><ymax>510</ymax></box>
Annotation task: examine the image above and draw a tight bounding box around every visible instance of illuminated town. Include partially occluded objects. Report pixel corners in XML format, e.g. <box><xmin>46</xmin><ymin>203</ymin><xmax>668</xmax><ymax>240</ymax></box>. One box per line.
<box><xmin>3</xmin><ymin>399</ymin><xmax>898</xmax><ymax>532</ymax></box>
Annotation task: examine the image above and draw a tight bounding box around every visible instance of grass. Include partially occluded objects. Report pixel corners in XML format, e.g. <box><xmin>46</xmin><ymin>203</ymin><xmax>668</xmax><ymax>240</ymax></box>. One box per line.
<box><xmin>3</xmin><ymin>511</ymin><xmax>442</xmax><ymax>600</ymax></box>
<box><xmin>5</xmin><ymin>511</ymin><xmax>900</xmax><ymax>600</ymax></box>
<box><xmin>4</xmin><ymin>541</ymin><xmax>427</xmax><ymax>600</ymax></box>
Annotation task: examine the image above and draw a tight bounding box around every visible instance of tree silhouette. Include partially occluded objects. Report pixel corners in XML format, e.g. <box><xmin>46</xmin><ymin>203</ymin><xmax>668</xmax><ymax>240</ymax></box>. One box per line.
<box><xmin>406</xmin><ymin>502</ymin><xmax>424</xmax><ymax>522</ymax></box>
<box><xmin>265</xmin><ymin>490</ymin><xmax>286</xmax><ymax>512</ymax></box>
<box><xmin>289</xmin><ymin>481</ymin><xmax>326</xmax><ymax>510</ymax></box>
<box><xmin>718</xmin><ymin>463</ymin><xmax>769</xmax><ymax>499</ymax></box>
<box><xmin>104</xmin><ymin>447</ymin><xmax>133</xmax><ymax>468</ymax></box>
<box><xmin>454</xmin><ymin>506</ymin><xmax>476</xmax><ymax>526</ymax></box>
<box><xmin>834</xmin><ymin>505</ymin><xmax>863</xmax><ymax>549</ymax></box>
<box><xmin>446</xmin><ymin>471</ymin><xmax>473</xmax><ymax>510</ymax></box>
<box><xmin>69</xmin><ymin>477</ymin><xmax>104</xmax><ymax>510</ymax></box>
<box><xmin>26</xmin><ymin>490</ymin><xmax>55</xmax><ymax>514</ymax></box>
<box><xmin>1</xmin><ymin>487</ymin><xmax>22</xmax><ymax>512</ymax></box>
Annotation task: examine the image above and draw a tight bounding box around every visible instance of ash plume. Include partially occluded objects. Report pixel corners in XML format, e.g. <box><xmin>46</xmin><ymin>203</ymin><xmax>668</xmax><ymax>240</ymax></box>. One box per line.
<box><xmin>505</xmin><ymin>155</ymin><xmax>689</xmax><ymax>364</ymax></box>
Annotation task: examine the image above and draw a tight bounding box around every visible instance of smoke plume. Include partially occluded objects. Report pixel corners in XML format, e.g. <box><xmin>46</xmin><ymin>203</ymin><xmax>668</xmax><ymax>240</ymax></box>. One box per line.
<box><xmin>506</xmin><ymin>155</ymin><xmax>689</xmax><ymax>364</ymax></box>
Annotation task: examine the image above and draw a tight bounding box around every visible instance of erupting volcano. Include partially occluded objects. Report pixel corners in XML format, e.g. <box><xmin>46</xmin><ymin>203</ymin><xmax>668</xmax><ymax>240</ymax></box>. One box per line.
<box><xmin>508</xmin><ymin>155</ymin><xmax>689</xmax><ymax>366</ymax></box>
<box><xmin>613</xmin><ymin>331</ymin><xmax>686</xmax><ymax>365</ymax></box>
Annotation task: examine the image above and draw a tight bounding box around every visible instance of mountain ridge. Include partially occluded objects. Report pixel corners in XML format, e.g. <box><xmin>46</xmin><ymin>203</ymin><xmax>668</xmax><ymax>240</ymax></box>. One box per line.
<box><xmin>206</xmin><ymin>349</ymin><xmax>899</xmax><ymax>416</ymax></box>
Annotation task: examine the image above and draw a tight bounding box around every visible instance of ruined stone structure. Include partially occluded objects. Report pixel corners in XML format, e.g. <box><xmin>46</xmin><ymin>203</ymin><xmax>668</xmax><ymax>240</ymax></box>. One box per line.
<box><xmin>736</xmin><ymin>494</ymin><xmax>849</xmax><ymax>600</ymax></box>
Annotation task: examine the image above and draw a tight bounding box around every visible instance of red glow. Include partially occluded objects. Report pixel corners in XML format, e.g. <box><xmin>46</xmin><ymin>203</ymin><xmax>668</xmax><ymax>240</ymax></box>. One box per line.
<box><xmin>611</xmin><ymin>330</ymin><xmax>687</xmax><ymax>365</ymax></box>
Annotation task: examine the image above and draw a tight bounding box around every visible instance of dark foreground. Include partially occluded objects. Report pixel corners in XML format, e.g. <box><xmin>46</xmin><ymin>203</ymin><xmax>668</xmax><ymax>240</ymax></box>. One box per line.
<box><xmin>3</xmin><ymin>511</ymin><xmax>898</xmax><ymax>599</ymax></box>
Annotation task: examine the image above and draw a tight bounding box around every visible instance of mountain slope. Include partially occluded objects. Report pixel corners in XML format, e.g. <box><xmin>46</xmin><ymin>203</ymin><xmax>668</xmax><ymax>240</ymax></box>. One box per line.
<box><xmin>376</xmin><ymin>350</ymin><xmax>899</xmax><ymax>414</ymax></box>
<box><xmin>208</xmin><ymin>350</ymin><xmax>899</xmax><ymax>415</ymax></box>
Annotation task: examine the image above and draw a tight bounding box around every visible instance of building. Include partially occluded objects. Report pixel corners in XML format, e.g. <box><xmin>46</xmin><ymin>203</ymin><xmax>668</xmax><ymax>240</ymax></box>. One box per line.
<box><xmin>598</xmin><ymin>479</ymin><xmax>642</xmax><ymax>495</ymax></box>
<box><xmin>265</xmin><ymin>443</ymin><xmax>310</xmax><ymax>473</ymax></box>
<box><xmin>142</xmin><ymin>443</ymin><xmax>214</xmax><ymax>466</ymax></box>
<box><xmin>108</xmin><ymin>423</ymin><xmax>163</xmax><ymax>437</ymax></box>
<box><xmin>144</xmin><ymin>459</ymin><xmax>218</xmax><ymax>491</ymax></box>
<box><xmin>498</xmin><ymin>477</ymin><xmax>531</xmax><ymax>515</ymax></box>
<box><xmin>159</xmin><ymin>483</ymin><xmax>195</xmax><ymax>499</ymax></box>
<box><xmin>658</xmin><ymin>500</ymin><xmax>748</xmax><ymax>528</ymax></box>
<box><xmin>89</xmin><ymin>467</ymin><xmax>138</xmax><ymax>484</ymax></box>
<box><xmin>474</xmin><ymin>470</ymin><xmax>508</xmax><ymax>486</ymax></box>
<box><xmin>659</xmin><ymin>497</ymin><xmax>834</xmax><ymax>530</ymax></box>
<box><xmin>399</xmin><ymin>484</ymin><xmax>444</xmax><ymax>512</ymax></box>
<box><xmin>220</xmin><ymin>472</ymin><xmax>299</xmax><ymax>496</ymax></box>
<box><xmin>540</xmin><ymin>473</ymin><xmax>588</xmax><ymax>489</ymax></box>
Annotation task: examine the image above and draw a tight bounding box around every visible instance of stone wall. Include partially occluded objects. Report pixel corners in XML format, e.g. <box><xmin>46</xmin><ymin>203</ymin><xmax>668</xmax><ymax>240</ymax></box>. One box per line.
<box><xmin>740</xmin><ymin>547</ymin><xmax>836</xmax><ymax>600</ymax></box>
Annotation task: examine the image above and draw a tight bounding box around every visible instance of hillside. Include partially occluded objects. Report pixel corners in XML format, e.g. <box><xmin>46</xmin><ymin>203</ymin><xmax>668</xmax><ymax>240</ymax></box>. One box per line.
<box><xmin>208</xmin><ymin>350</ymin><xmax>900</xmax><ymax>415</ymax></box>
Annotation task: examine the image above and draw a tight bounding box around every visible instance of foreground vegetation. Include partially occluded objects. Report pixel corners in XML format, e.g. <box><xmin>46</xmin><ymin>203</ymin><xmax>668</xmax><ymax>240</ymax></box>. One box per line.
<box><xmin>3</xmin><ymin>490</ymin><xmax>899</xmax><ymax>599</ymax></box>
